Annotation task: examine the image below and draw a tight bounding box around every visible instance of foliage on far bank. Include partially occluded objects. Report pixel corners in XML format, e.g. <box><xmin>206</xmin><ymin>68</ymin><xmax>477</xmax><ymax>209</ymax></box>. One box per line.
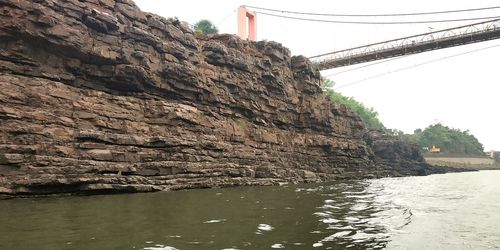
<box><xmin>493</xmin><ymin>152</ymin><xmax>500</xmax><ymax>163</ymax></box>
<box><xmin>321</xmin><ymin>78</ymin><xmax>385</xmax><ymax>129</ymax></box>
<box><xmin>393</xmin><ymin>123</ymin><xmax>484</xmax><ymax>156</ymax></box>
<box><xmin>193</xmin><ymin>19</ymin><xmax>218</xmax><ymax>35</ymax></box>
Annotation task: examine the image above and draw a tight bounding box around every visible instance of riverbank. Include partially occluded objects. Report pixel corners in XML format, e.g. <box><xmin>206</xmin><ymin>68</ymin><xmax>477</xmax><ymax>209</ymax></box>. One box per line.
<box><xmin>424</xmin><ymin>155</ymin><xmax>499</xmax><ymax>170</ymax></box>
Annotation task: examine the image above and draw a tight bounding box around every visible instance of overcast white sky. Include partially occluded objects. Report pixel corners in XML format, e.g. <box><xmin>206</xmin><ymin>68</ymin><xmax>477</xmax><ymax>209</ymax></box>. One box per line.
<box><xmin>135</xmin><ymin>0</ymin><xmax>500</xmax><ymax>151</ymax></box>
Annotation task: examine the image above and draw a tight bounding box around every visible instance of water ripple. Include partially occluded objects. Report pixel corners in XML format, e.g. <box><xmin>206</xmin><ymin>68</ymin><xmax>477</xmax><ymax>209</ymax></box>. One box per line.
<box><xmin>256</xmin><ymin>224</ymin><xmax>274</xmax><ymax>234</ymax></box>
<box><xmin>309</xmin><ymin>179</ymin><xmax>412</xmax><ymax>249</ymax></box>
<box><xmin>203</xmin><ymin>219</ymin><xmax>226</xmax><ymax>224</ymax></box>
<box><xmin>143</xmin><ymin>246</ymin><xmax>178</xmax><ymax>250</ymax></box>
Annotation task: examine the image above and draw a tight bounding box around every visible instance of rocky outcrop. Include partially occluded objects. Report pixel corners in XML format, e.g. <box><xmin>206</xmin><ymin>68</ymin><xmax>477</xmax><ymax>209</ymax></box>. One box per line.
<box><xmin>365</xmin><ymin>130</ymin><xmax>473</xmax><ymax>176</ymax></box>
<box><xmin>0</xmin><ymin>0</ymin><xmax>456</xmax><ymax>196</ymax></box>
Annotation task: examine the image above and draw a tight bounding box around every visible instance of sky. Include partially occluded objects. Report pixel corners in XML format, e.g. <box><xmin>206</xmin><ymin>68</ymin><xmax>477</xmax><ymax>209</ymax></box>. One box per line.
<box><xmin>134</xmin><ymin>0</ymin><xmax>500</xmax><ymax>151</ymax></box>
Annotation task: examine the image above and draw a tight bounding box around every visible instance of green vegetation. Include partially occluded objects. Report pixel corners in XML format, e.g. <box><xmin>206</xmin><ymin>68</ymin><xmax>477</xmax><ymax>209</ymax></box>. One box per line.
<box><xmin>193</xmin><ymin>19</ymin><xmax>218</xmax><ymax>35</ymax></box>
<box><xmin>234</xmin><ymin>118</ymin><xmax>247</xmax><ymax>129</ymax></box>
<box><xmin>321</xmin><ymin>78</ymin><xmax>484</xmax><ymax>156</ymax></box>
<box><xmin>400</xmin><ymin>124</ymin><xmax>484</xmax><ymax>155</ymax></box>
<box><xmin>322</xmin><ymin>78</ymin><xmax>385</xmax><ymax>129</ymax></box>
<box><xmin>493</xmin><ymin>152</ymin><xmax>500</xmax><ymax>163</ymax></box>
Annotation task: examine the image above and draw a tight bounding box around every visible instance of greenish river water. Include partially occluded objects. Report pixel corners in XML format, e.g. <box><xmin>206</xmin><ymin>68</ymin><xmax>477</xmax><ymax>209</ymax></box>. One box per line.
<box><xmin>0</xmin><ymin>171</ymin><xmax>499</xmax><ymax>250</ymax></box>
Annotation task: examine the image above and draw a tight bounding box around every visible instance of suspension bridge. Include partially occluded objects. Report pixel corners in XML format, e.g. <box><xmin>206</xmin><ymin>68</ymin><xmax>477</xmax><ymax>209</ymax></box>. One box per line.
<box><xmin>236</xmin><ymin>6</ymin><xmax>500</xmax><ymax>71</ymax></box>
<box><xmin>309</xmin><ymin>19</ymin><xmax>500</xmax><ymax>70</ymax></box>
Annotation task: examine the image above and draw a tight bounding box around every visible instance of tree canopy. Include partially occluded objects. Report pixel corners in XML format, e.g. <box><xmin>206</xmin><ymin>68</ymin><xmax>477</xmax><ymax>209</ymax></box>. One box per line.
<box><xmin>493</xmin><ymin>152</ymin><xmax>500</xmax><ymax>163</ymax></box>
<box><xmin>193</xmin><ymin>19</ymin><xmax>218</xmax><ymax>35</ymax></box>
<box><xmin>322</xmin><ymin>78</ymin><xmax>385</xmax><ymax>129</ymax></box>
<box><xmin>321</xmin><ymin>79</ymin><xmax>484</xmax><ymax>156</ymax></box>
<box><xmin>403</xmin><ymin>123</ymin><xmax>484</xmax><ymax>155</ymax></box>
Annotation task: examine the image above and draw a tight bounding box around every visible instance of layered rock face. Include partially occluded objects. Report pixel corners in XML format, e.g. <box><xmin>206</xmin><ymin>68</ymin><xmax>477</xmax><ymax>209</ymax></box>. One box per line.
<box><xmin>364</xmin><ymin>130</ymin><xmax>466</xmax><ymax>176</ymax></box>
<box><xmin>0</xmin><ymin>0</ymin><xmax>443</xmax><ymax>195</ymax></box>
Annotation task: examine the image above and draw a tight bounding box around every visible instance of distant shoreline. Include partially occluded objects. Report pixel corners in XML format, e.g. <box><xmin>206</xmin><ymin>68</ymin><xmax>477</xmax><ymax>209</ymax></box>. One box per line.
<box><xmin>424</xmin><ymin>155</ymin><xmax>499</xmax><ymax>170</ymax></box>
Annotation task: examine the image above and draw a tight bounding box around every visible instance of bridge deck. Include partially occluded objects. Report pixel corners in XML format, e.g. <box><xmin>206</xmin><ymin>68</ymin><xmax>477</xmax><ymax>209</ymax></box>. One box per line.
<box><xmin>310</xmin><ymin>19</ymin><xmax>500</xmax><ymax>70</ymax></box>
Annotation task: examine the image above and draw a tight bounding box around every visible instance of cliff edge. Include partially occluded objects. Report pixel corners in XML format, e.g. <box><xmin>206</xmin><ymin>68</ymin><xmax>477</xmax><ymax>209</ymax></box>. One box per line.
<box><xmin>0</xmin><ymin>0</ymin><xmax>459</xmax><ymax>195</ymax></box>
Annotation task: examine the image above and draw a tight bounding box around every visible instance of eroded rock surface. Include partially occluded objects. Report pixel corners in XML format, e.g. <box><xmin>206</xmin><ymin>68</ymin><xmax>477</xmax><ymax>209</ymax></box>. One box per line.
<box><xmin>0</xmin><ymin>0</ymin><xmax>456</xmax><ymax>195</ymax></box>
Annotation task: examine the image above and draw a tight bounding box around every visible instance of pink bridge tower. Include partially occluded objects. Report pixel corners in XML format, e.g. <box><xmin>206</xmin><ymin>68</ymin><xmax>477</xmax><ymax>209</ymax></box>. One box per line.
<box><xmin>237</xmin><ymin>6</ymin><xmax>257</xmax><ymax>41</ymax></box>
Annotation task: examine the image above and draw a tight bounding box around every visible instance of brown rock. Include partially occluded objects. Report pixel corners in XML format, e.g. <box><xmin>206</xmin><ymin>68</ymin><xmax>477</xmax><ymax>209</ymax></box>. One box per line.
<box><xmin>87</xmin><ymin>149</ymin><xmax>114</xmax><ymax>161</ymax></box>
<box><xmin>0</xmin><ymin>154</ymin><xmax>24</xmax><ymax>165</ymax></box>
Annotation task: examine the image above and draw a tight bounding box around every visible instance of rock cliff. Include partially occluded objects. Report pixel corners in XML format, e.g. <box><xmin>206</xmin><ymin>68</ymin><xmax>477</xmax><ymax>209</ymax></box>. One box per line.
<box><xmin>0</xmin><ymin>0</ymin><xmax>456</xmax><ymax>195</ymax></box>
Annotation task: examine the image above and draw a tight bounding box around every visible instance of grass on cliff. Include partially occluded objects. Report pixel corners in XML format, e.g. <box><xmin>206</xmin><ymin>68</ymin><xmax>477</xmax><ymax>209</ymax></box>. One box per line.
<box><xmin>321</xmin><ymin>78</ymin><xmax>385</xmax><ymax>130</ymax></box>
<box><xmin>234</xmin><ymin>118</ymin><xmax>247</xmax><ymax>129</ymax></box>
<box><xmin>322</xmin><ymin>78</ymin><xmax>485</xmax><ymax>156</ymax></box>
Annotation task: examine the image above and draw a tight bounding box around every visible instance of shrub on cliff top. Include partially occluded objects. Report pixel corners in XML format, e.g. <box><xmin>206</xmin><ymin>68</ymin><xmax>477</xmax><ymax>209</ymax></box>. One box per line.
<box><xmin>193</xmin><ymin>19</ymin><xmax>219</xmax><ymax>35</ymax></box>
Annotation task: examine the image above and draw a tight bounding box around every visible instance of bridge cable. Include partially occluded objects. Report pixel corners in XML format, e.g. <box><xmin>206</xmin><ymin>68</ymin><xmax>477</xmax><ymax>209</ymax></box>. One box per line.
<box><xmin>245</xmin><ymin>5</ymin><xmax>500</xmax><ymax>17</ymax></box>
<box><xmin>254</xmin><ymin>12</ymin><xmax>500</xmax><ymax>25</ymax></box>
<box><xmin>333</xmin><ymin>43</ymin><xmax>500</xmax><ymax>89</ymax></box>
<box><xmin>216</xmin><ymin>8</ymin><xmax>237</xmax><ymax>28</ymax></box>
<box><xmin>323</xmin><ymin>56</ymin><xmax>409</xmax><ymax>77</ymax></box>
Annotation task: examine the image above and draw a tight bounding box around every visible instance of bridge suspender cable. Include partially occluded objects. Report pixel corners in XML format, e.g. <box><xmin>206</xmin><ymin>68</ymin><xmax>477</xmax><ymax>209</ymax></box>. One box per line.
<box><xmin>244</xmin><ymin>5</ymin><xmax>500</xmax><ymax>17</ymax></box>
<box><xmin>252</xmin><ymin>12</ymin><xmax>500</xmax><ymax>25</ymax></box>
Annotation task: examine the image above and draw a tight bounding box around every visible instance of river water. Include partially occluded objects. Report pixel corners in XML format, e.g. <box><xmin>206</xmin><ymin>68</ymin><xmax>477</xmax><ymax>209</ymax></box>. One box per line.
<box><xmin>0</xmin><ymin>171</ymin><xmax>499</xmax><ymax>250</ymax></box>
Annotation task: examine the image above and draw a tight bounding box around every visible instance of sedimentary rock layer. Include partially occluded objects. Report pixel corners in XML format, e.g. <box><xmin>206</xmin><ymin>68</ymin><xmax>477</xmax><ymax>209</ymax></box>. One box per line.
<box><xmin>0</xmin><ymin>0</ymin><xmax>454</xmax><ymax>195</ymax></box>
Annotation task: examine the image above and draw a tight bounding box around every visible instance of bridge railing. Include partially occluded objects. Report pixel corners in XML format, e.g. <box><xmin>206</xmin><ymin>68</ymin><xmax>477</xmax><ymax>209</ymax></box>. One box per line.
<box><xmin>309</xmin><ymin>19</ymin><xmax>500</xmax><ymax>69</ymax></box>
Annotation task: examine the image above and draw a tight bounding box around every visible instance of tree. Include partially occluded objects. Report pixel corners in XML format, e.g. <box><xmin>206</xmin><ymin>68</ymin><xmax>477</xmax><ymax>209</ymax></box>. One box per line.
<box><xmin>493</xmin><ymin>152</ymin><xmax>500</xmax><ymax>163</ymax></box>
<box><xmin>193</xmin><ymin>19</ymin><xmax>218</xmax><ymax>35</ymax></box>
<box><xmin>405</xmin><ymin>123</ymin><xmax>484</xmax><ymax>155</ymax></box>
<box><xmin>322</xmin><ymin>78</ymin><xmax>385</xmax><ymax>129</ymax></box>
<box><xmin>320</xmin><ymin>79</ymin><xmax>484</xmax><ymax>155</ymax></box>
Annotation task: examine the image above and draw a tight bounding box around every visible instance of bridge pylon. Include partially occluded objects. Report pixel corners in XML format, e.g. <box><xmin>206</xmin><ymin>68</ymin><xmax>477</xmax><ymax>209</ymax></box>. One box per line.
<box><xmin>238</xmin><ymin>6</ymin><xmax>257</xmax><ymax>41</ymax></box>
